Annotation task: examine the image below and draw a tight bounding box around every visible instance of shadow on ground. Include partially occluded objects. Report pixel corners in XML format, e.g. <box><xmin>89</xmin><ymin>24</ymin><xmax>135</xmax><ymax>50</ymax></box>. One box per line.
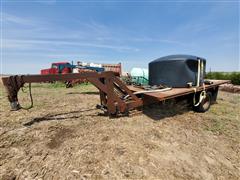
<box><xmin>66</xmin><ymin>91</ymin><xmax>99</xmax><ymax>95</ymax></box>
<box><xmin>143</xmin><ymin>99</ymin><xmax>192</xmax><ymax>121</ymax></box>
<box><xmin>23</xmin><ymin>108</ymin><xmax>98</xmax><ymax>126</ymax></box>
<box><xmin>24</xmin><ymin>98</ymin><xmax>192</xmax><ymax>126</ymax></box>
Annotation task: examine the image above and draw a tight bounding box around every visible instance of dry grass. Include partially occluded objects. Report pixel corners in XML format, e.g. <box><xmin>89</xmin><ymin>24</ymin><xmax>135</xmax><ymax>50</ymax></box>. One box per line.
<box><xmin>0</xmin><ymin>83</ymin><xmax>239</xmax><ymax>179</ymax></box>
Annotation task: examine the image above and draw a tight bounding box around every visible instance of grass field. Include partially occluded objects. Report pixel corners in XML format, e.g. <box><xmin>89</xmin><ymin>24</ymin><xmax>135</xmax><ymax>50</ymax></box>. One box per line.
<box><xmin>0</xmin><ymin>83</ymin><xmax>239</xmax><ymax>179</ymax></box>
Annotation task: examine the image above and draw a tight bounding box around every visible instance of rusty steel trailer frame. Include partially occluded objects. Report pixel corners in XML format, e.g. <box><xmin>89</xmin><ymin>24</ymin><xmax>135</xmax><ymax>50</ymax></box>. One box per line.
<box><xmin>1</xmin><ymin>72</ymin><xmax>229</xmax><ymax>116</ymax></box>
<box><xmin>1</xmin><ymin>71</ymin><xmax>142</xmax><ymax>115</ymax></box>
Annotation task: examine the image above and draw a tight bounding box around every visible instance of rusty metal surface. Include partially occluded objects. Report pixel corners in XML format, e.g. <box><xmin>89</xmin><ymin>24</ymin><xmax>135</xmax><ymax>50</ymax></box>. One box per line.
<box><xmin>1</xmin><ymin>71</ymin><xmax>113</xmax><ymax>84</ymax></box>
<box><xmin>1</xmin><ymin>71</ymin><xmax>143</xmax><ymax>116</ymax></box>
<box><xmin>102</xmin><ymin>63</ymin><xmax>122</xmax><ymax>76</ymax></box>
<box><xmin>128</xmin><ymin>80</ymin><xmax>230</xmax><ymax>101</ymax></box>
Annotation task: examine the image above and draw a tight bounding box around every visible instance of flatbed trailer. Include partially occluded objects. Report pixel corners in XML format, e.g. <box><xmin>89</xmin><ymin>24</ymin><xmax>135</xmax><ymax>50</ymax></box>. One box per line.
<box><xmin>128</xmin><ymin>80</ymin><xmax>228</xmax><ymax>102</ymax></box>
<box><xmin>1</xmin><ymin>72</ymin><xmax>230</xmax><ymax>117</ymax></box>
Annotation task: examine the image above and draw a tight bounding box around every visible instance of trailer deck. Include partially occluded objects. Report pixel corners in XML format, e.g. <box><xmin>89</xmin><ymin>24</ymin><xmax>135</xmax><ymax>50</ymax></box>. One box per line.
<box><xmin>128</xmin><ymin>80</ymin><xmax>230</xmax><ymax>101</ymax></box>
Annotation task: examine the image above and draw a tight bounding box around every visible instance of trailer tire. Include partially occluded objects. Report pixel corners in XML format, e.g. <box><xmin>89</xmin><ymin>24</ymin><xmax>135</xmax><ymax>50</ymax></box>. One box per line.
<box><xmin>193</xmin><ymin>91</ymin><xmax>212</xmax><ymax>113</ymax></box>
<box><xmin>210</xmin><ymin>87</ymin><xmax>219</xmax><ymax>103</ymax></box>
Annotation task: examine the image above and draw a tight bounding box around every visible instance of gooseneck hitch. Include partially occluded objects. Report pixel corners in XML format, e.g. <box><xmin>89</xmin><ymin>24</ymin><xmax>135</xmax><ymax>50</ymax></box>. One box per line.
<box><xmin>1</xmin><ymin>72</ymin><xmax>143</xmax><ymax>116</ymax></box>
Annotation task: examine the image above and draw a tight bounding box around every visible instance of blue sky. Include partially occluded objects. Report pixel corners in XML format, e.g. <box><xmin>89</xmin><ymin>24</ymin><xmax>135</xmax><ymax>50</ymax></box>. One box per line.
<box><xmin>1</xmin><ymin>0</ymin><xmax>239</xmax><ymax>74</ymax></box>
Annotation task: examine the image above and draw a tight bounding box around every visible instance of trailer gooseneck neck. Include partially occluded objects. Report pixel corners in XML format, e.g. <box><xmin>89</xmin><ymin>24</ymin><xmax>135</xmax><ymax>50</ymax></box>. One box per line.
<box><xmin>1</xmin><ymin>71</ymin><xmax>143</xmax><ymax>116</ymax></box>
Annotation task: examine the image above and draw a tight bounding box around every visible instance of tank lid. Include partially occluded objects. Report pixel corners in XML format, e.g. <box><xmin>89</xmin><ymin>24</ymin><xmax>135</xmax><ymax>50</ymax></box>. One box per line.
<box><xmin>150</xmin><ymin>54</ymin><xmax>206</xmax><ymax>63</ymax></box>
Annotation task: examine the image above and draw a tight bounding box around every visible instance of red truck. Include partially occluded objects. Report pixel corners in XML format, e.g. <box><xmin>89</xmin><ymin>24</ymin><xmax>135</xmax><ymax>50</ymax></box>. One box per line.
<box><xmin>40</xmin><ymin>62</ymin><xmax>74</xmax><ymax>75</ymax></box>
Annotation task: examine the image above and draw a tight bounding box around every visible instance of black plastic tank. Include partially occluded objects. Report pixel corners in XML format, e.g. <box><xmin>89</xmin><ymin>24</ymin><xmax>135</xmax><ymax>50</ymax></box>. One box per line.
<box><xmin>149</xmin><ymin>55</ymin><xmax>206</xmax><ymax>87</ymax></box>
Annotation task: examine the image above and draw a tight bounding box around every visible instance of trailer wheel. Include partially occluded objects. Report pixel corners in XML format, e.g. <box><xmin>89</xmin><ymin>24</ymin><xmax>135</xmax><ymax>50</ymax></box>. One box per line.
<box><xmin>210</xmin><ymin>87</ymin><xmax>219</xmax><ymax>103</ymax></box>
<box><xmin>193</xmin><ymin>91</ymin><xmax>212</xmax><ymax>112</ymax></box>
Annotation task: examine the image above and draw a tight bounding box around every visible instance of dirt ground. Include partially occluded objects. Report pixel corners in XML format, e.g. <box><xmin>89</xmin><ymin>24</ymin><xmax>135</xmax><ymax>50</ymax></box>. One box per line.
<box><xmin>0</xmin><ymin>83</ymin><xmax>239</xmax><ymax>179</ymax></box>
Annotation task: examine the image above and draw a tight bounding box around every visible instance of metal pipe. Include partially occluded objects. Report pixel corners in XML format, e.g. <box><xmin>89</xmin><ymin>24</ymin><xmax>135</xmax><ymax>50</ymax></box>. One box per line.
<box><xmin>197</xmin><ymin>59</ymin><xmax>201</xmax><ymax>87</ymax></box>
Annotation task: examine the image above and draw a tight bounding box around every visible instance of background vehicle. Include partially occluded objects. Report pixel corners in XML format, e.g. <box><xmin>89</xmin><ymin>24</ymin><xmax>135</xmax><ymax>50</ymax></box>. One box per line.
<box><xmin>40</xmin><ymin>62</ymin><xmax>75</xmax><ymax>75</ymax></box>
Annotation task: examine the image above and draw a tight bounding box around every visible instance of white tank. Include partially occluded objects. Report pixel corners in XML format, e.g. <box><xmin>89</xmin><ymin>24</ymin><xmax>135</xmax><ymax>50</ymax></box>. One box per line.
<box><xmin>130</xmin><ymin>68</ymin><xmax>149</xmax><ymax>85</ymax></box>
<box><xmin>90</xmin><ymin>63</ymin><xmax>102</xmax><ymax>68</ymax></box>
<box><xmin>130</xmin><ymin>68</ymin><xmax>148</xmax><ymax>78</ymax></box>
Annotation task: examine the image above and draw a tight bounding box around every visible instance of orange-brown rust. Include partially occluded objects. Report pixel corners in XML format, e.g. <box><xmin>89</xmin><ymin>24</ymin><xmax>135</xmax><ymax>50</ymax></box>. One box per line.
<box><xmin>1</xmin><ymin>71</ymin><xmax>143</xmax><ymax>116</ymax></box>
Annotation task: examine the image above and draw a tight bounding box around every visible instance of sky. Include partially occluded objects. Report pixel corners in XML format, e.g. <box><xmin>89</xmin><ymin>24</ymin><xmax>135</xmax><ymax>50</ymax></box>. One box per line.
<box><xmin>1</xmin><ymin>0</ymin><xmax>239</xmax><ymax>74</ymax></box>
